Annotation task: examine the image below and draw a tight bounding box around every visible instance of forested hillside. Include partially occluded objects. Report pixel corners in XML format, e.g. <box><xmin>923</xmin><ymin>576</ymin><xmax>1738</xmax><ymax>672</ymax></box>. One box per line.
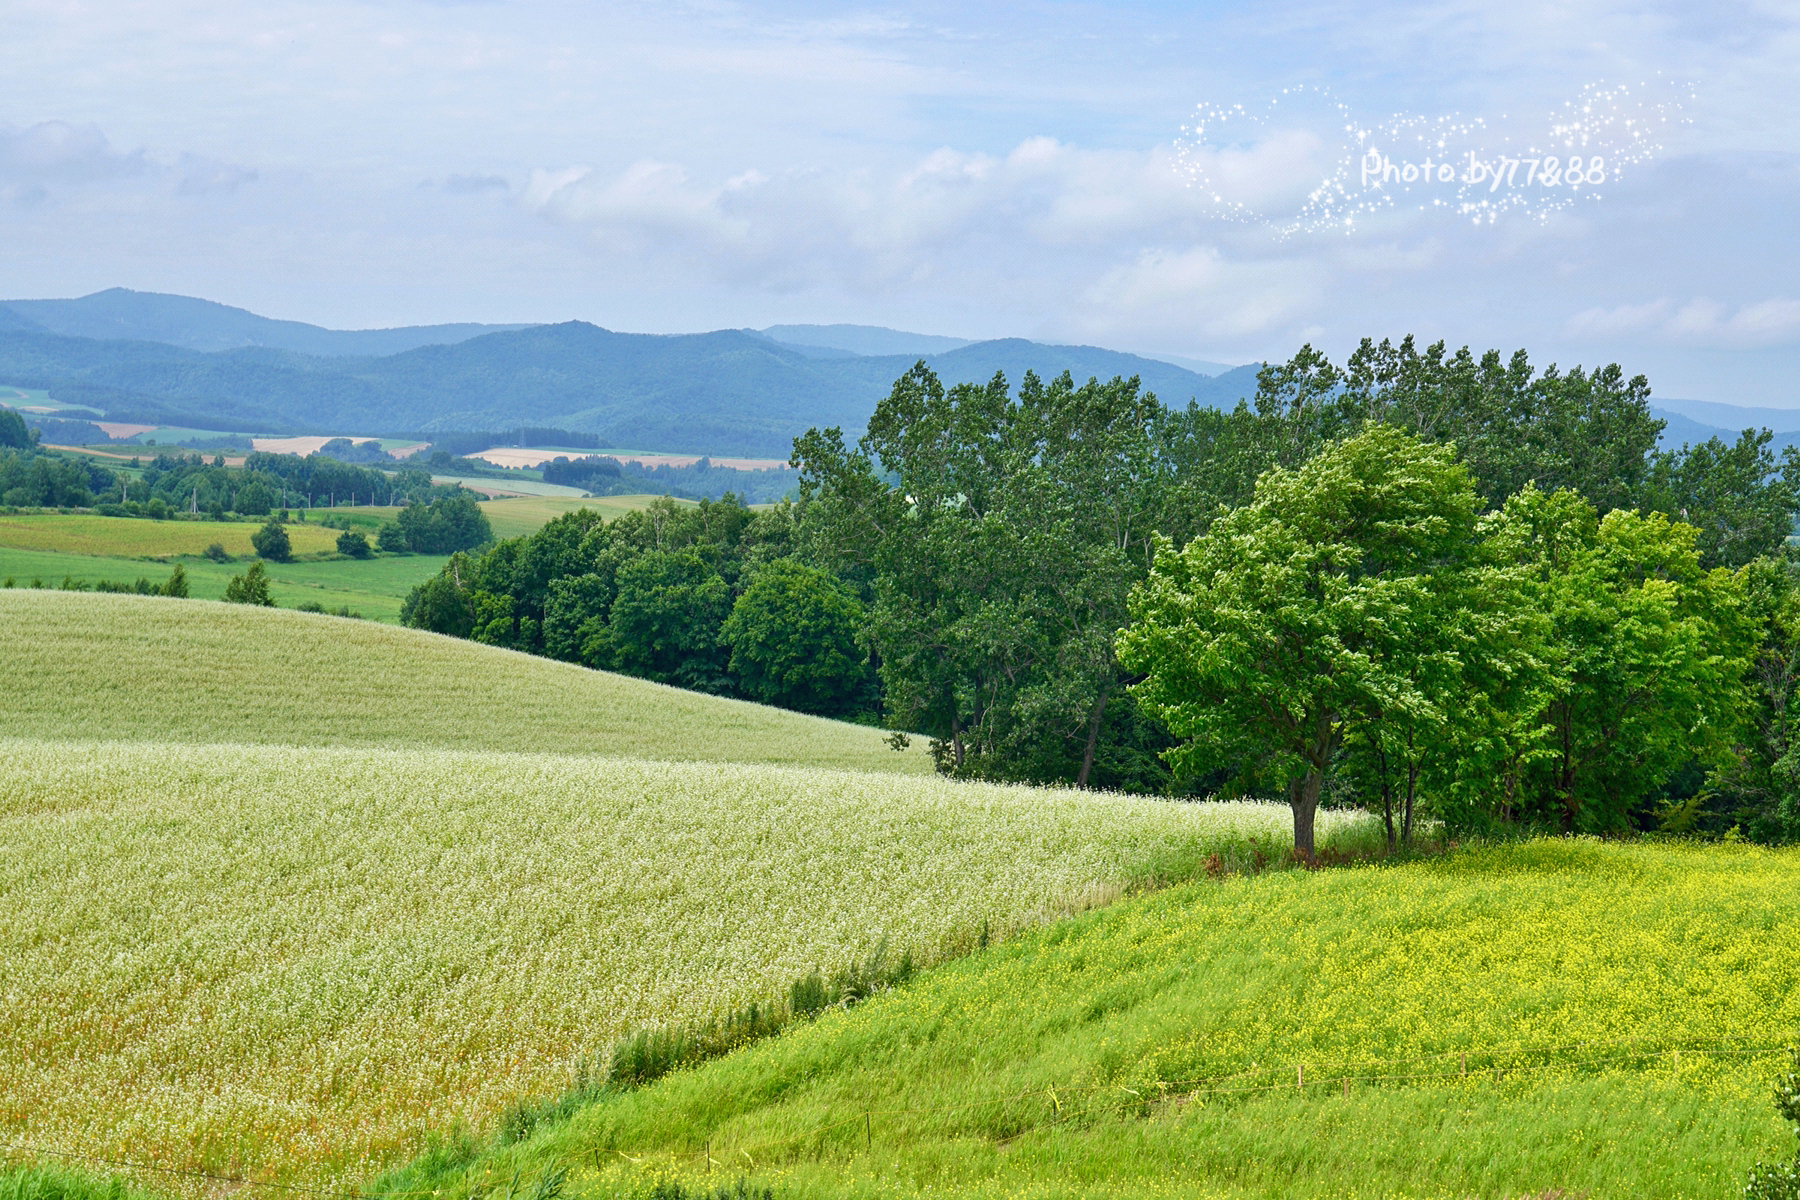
<box><xmin>0</xmin><ymin>321</ymin><xmax>1247</xmax><ymax>456</ymax></box>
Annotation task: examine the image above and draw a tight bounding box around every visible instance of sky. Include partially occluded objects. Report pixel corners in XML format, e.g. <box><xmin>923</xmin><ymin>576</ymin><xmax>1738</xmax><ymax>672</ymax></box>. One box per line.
<box><xmin>1</xmin><ymin>0</ymin><xmax>1797</xmax><ymax>403</ymax></box>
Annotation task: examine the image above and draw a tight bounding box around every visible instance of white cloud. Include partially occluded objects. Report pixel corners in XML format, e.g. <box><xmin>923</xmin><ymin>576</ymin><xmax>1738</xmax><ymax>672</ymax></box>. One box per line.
<box><xmin>0</xmin><ymin>120</ymin><xmax>146</xmax><ymax>187</ymax></box>
<box><xmin>1569</xmin><ymin>295</ymin><xmax>1800</xmax><ymax>347</ymax></box>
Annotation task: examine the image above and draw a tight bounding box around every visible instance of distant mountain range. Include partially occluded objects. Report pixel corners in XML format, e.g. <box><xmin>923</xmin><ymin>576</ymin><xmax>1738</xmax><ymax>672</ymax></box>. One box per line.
<box><xmin>0</xmin><ymin>291</ymin><xmax>1260</xmax><ymax>457</ymax></box>
<box><xmin>0</xmin><ymin>289</ymin><xmax>532</xmax><ymax>356</ymax></box>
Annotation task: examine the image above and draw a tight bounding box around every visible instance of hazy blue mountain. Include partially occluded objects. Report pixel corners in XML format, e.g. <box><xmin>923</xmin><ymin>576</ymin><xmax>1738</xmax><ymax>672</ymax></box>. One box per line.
<box><xmin>1650</xmin><ymin>406</ymin><xmax>1800</xmax><ymax>456</ymax></box>
<box><xmin>761</xmin><ymin>324</ymin><xmax>973</xmax><ymax>357</ymax></box>
<box><xmin>1137</xmin><ymin>351</ymin><xmax>1240</xmax><ymax>377</ymax></box>
<box><xmin>1</xmin><ymin>289</ymin><xmax>534</xmax><ymax>356</ymax></box>
<box><xmin>1650</xmin><ymin>396</ymin><xmax>1800</xmax><ymax>434</ymax></box>
<box><xmin>0</xmin><ymin>305</ymin><xmax>46</xmax><ymax>334</ymax></box>
<box><xmin>0</xmin><ymin>316</ymin><xmax>1252</xmax><ymax>457</ymax></box>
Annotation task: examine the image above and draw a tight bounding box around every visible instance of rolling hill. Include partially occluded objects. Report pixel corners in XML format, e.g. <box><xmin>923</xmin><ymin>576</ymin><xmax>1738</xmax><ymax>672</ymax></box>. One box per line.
<box><xmin>0</xmin><ymin>288</ymin><xmax>532</xmax><ymax>356</ymax></box>
<box><xmin>0</xmin><ymin>589</ymin><xmax>1357</xmax><ymax>1190</ymax></box>
<box><xmin>381</xmin><ymin>838</ymin><xmax>1800</xmax><ymax>1200</ymax></box>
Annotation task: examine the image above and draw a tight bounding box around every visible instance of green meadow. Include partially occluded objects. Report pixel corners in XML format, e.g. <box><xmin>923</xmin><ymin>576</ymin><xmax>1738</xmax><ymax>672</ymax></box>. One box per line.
<box><xmin>0</xmin><ymin>497</ymin><xmax>667</xmax><ymax>620</ymax></box>
<box><xmin>388</xmin><ymin>839</ymin><xmax>1800</xmax><ymax>1200</ymax></box>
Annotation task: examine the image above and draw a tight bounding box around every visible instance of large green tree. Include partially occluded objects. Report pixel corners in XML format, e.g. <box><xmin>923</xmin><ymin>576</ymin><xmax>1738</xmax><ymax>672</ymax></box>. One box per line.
<box><xmin>795</xmin><ymin>363</ymin><xmax>1172</xmax><ymax>787</ymax></box>
<box><xmin>1120</xmin><ymin>426</ymin><xmax>1484</xmax><ymax>855</ymax></box>
<box><xmin>1493</xmin><ymin>486</ymin><xmax>1758</xmax><ymax>832</ymax></box>
<box><xmin>722</xmin><ymin>558</ymin><xmax>873</xmax><ymax>717</ymax></box>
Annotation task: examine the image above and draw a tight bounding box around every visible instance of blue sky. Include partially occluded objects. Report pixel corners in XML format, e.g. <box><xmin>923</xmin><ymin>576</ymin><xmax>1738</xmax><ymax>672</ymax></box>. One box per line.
<box><xmin>1</xmin><ymin>0</ymin><xmax>1796</xmax><ymax>402</ymax></box>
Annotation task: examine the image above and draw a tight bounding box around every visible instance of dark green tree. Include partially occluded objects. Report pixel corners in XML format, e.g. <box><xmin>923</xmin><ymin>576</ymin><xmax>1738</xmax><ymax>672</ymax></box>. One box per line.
<box><xmin>161</xmin><ymin>563</ymin><xmax>190</xmax><ymax>598</ymax></box>
<box><xmin>722</xmin><ymin>558</ymin><xmax>873</xmax><ymax>717</ymax></box>
<box><xmin>587</xmin><ymin>549</ymin><xmax>733</xmax><ymax>691</ymax></box>
<box><xmin>0</xmin><ymin>408</ymin><xmax>31</xmax><ymax>449</ymax></box>
<box><xmin>400</xmin><ymin>563</ymin><xmax>477</xmax><ymax>637</ymax></box>
<box><xmin>251</xmin><ymin>517</ymin><xmax>292</xmax><ymax>562</ymax></box>
<box><xmin>336</xmin><ymin>530</ymin><xmax>373</xmax><ymax>559</ymax></box>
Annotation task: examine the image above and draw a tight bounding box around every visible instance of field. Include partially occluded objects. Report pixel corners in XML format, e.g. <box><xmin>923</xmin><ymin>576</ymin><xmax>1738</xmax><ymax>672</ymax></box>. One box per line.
<box><xmin>393</xmin><ymin>839</ymin><xmax>1800</xmax><ymax>1200</ymax></box>
<box><xmin>0</xmin><ymin>511</ymin><xmax>343</xmax><ymax>557</ymax></box>
<box><xmin>0</xmin><ymin>498</ymin><xmax>662</xmax><ymax>620</ymax></box>
<box><xmin>0</xmin><ymin>591</ymin><xmax>1378</xmax><ymax>1191</ymax></box>
<box><xmin>0</xmin><ymin>591</ymin><xmax>935</xmax><ymax>768</ymax></box>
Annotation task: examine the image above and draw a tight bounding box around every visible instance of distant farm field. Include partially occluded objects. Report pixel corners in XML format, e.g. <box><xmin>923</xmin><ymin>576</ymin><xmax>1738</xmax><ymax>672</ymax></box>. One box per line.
<box><xmin>479</xmin><ymin>494</ymin><xmax>672</xmax><ymax>539</ymax></box>
<box><xmin>0</xmin><ymin>547</ymin><xmax>450</xmax><ymax>622</ymax></box>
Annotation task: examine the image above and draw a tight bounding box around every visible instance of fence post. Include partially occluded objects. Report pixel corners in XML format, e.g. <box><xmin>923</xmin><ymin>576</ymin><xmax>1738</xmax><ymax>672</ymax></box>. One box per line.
<box><xmin>1297</xmin><ymin>1064</ymin><xmax>1305</xmax><ymax>1091</ymax></box>
<box><xmin>1461</xmin><ymin>1052</ymin><xmax>1467</xmax><ymax>1077</ymax></box>
<box><xmin>1342</xmin><ymin>1077</ymin><xmax>1349</xmax><ymax>1099</ymax></box>
<box><xmin>865</xmin><ymin>1111</ymin><xmax>872</xmax><ymax>1152</ymax></box>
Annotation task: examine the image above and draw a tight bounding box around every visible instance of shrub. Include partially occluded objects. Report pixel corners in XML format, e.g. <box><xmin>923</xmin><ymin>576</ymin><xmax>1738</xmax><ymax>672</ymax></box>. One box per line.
<box><xmin>251</xmin><ymin>518</ymin><xmax>292</xmax><ymax>563</ymax></box>
<box><xmin>1747</xmin><ymin>1046</ymin><xmax>1800</xmax><ymax>1199</ymax></box>
<box><xmin>337</xmin><ymin>530</ymin><xmax>373</xmax><ymax>559</ymax></box>
<box><xmin>378</xmin><ymin>520</ymin><xmax>409</xmax><ymax>553</ymax></box>
<box><xmin>223</xmin><ymin>561</ymin><xmax>274</xmax><ymax>606</ymax></box>
<box><xmin>162</xmin><ymin>564</ymin><xmax>189</xmax><ymax>598</ymax></box>
<box><xmin>204</xmin><ymin>543</ymin><xmax>229</xmax><ymax>562</ymax></box>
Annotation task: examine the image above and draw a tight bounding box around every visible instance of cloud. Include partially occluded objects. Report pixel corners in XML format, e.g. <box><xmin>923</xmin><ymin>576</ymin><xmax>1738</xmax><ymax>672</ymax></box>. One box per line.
<box><xmin>441</xmin><ymin>173</ymin><xmax>509</xmax><ymax>194</ymax></box>
<box><xmin>0</xmin><ymin>120</ymin><xmax>146</xmax><ymax>186</ymax></box>
<box><xmin>177</xmin><ymin>154</ymin><xmax>259</xmax><ymax>196</ymax></box>
<box><xmin>1568</xmin><ymin>295</ymin><xmax>1800</xmax><ymax>346</ymax></box>
<box><xmin>519</xmin><ymin>137</ymin><xmax>1250</xmax><ymax>299</ymax></box>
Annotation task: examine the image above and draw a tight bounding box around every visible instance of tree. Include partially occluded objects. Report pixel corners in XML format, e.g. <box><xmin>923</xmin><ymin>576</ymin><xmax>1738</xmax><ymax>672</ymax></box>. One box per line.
<box><xmin>161</xmin><ymin>563</ymin><xmax>190</xmax><ymax>598</ymax></box>
<box><xmin>722</xmin><ymin>558</ymin><xmax>873</xmax><ymax>717</ymax></box>
<box><xmin>795</xmin><ymin>363</ymin><xmax>1173</xmax><ymax>787</ymax></box>
<box><xmin>378</xmin><ymin>520</ymin><xmax>409</xmax><ymax>553</ymax></box>
<box><xmin>587</xmin><ymin>549</ymin><xmax>733</xmax><ymax>691</ymax></box>
<box><xmin>400</xmin><ymin>565</ymin><xmax>476</xmax><ymax>637</ymax></box>
<box><xmin>1492</xmin><ymin>486</ymin><xmax>1757</xmax><ymax>832</ymax></box>
<box><xmin>1643</xmin><ymin>429</ymin><xmax>1800</xmax><ymax>568</ymax></box>
<box><xmin>337</xmin><ymin>530</ymin><xmax>373</xmax><ymax>559</ymax></box>
<box><xmin>251</xmin><ymin>517</ymin><xmax>292</xmax><ymax>562</ymax></box>
<box><xmin>0</xmin><ymin>408</ymin><xmax>31</xmax><ymax>449</ymax></box>
<box><xmin>1120</xmin><ymin>426</ymin><xmax>1483</xmax><ymax>856</ymax></box>
<box><xmin>223</xmin><ymin>561</ymin><xmax>274</xmax><ymax>606</ymax></box>
<box><xmin>395</xmin><ymin>490</ymin><xmax>493</xmax><ymax>554</ymax></box>
<box><xmin>235</xmin><ymin>481</ymin><xmax>278</xmax><ymax>516</ymax></box>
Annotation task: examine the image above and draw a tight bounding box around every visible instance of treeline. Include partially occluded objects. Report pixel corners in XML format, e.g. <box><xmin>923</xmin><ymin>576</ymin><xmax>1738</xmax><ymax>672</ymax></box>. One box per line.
<box><xmin>542</xmin><ymin>454</ymin><xmax>799</xmax><ymax>504</ymax></box>
<box><xmin>402</xmin><ymin>337</ymin><xmax>1800</xmax><ymax>843</ymax></box>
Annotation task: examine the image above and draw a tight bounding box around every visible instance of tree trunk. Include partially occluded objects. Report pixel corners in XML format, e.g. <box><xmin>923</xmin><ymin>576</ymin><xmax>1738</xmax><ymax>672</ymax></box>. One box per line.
<box><xmin>1289</xmin><ymin>769</ymin><xmax>1324</xmax><ymax>860</ymax></box>
<box><xmin>1074</xmin><ymin>688</ymin><xmax>1112</xmax><ymax>790</ymax></box>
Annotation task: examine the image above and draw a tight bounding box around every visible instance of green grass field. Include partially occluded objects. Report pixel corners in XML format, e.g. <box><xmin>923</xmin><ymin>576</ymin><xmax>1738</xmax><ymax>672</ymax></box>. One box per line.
<box><xmin>0</xmin><ymin>499</ymin><xmax>665</xmax><ymax>620</ymax></box>
<box><xmin>0</xmin><ymin>591</ymin><xmax>1377</xmax><ymax>1191</ymax></box>
<box><xmin>388</xmin><ymin>839</ymin><xmax>1800</xmax><ymax>1200</ymax></box>
<box><xmin>0</xmin><ymin>591</ymin><xmax>937</xmax><ymax>767</ymax></box>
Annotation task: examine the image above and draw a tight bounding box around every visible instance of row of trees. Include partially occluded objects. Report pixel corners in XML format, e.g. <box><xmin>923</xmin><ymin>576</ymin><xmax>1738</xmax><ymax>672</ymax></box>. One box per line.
<box><xmin>402</xmin><ymin>337</ymin><xmax>1800</xmax><ymax>842</ymax></box>
<box><xmin>402</xmin><ymin>496</ymin><xmax>874</xmax><ymax>716</ymax></box>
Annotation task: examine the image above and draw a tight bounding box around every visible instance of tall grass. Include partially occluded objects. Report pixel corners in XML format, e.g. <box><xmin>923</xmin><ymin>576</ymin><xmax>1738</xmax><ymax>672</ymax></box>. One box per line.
<box><xmin>0</xmin><ymin>735</ymin><xmax>1369</xmax><ymax>1191</ymax></box>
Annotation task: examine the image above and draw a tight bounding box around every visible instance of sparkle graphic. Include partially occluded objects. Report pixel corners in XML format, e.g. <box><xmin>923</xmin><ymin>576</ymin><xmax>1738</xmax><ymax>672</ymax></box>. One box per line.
<box><xmin>1176</xmin><ymin>81</ymin><xmax>1693</xmax><ymax>237</ymax></box>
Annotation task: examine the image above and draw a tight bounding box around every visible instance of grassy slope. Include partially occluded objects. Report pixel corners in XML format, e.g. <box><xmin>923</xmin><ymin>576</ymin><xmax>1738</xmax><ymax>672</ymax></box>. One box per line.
<box><xmin>423</xmin><ymin>840</ymin><xmax>1800</xmax><ymax>1200</ymax></box>
<box><xmin>0</xmin><ymin>591</ymin><xmax>930</xmax><ymax>770</ymax></box>
<box><xmin>0</xmin><ymin>740</ymin><xmax>1360</xmax><ymax>1188</ymax></box>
